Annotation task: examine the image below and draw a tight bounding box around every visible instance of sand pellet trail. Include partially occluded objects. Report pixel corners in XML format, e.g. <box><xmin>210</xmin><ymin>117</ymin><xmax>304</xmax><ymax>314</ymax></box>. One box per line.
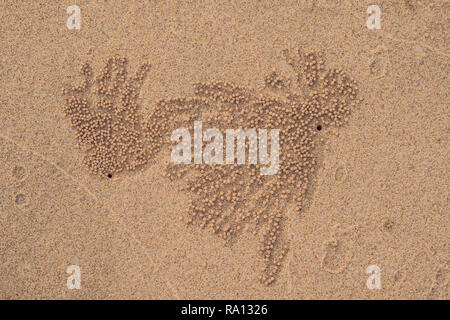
<box><xmin>0</xmin><ymin>1</ymin><xmax>448</xmax><ymax>299</ymax></box>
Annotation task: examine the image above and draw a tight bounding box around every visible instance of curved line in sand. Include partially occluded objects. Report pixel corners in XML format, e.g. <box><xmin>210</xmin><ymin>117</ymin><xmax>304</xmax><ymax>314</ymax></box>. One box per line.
<box><xmin>0</xmin><ymin>132</ymin><xmax>177</xmax><ymax>299</ymax></box>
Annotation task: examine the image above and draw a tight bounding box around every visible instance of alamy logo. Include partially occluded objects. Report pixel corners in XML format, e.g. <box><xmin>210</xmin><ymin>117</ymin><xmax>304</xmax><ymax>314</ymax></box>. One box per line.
<box><xmin>171</xmin><ymin>121</ymin><xmax>280</xmax><ymax>175</ymax></box>
<box><xmin>66</xmin><ymin>265</ymin><xmax>81</xmax><ymax>290</ymax></box>
<box><xmin>366</xmin><ymin>265</ymin><xmax>381</xmax><ymax>290</ymax></box>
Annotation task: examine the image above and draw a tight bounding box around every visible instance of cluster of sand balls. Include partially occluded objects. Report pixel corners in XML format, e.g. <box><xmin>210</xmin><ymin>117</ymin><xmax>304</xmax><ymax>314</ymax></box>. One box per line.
<box><xmin>171</xmin><ymin>49</ymin><xmax>359</xmax><ymax>285</ymax></box>
<box><xmin>62</xmin><ymin>56</ymin><xmax>152</xmax><ymax>177</ymax></box>
<box><xmin>62</xmin><ymin>49</ymin><xmax>359</xmax><ymax>285</ymax></box>
<box><xmin>285</xmin><ymin>50</ymin><xmax>325</xmax><ymax>87</ymax></box>
<box><xmin>264</xmin><ymin>71</ymin><xmax>286</xmax><ymax>89</ymax></box>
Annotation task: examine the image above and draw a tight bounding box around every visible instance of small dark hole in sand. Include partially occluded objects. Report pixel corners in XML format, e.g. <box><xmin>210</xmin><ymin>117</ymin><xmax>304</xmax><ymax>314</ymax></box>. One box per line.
<box><xmin>107</xmin><ymin>173</ymin><xmax>112</xmax><ymax>178</ymax></box>
<box><xmin>317</xmin><ymin>125</ymin><xmax>322</xmax><ymax>131</ymax></box>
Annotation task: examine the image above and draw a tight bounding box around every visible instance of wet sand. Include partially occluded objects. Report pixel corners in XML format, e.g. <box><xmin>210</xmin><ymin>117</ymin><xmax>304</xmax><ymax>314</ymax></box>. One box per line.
<box><xmin>0</xmin><ymin>0</ymin><xmax>448</xmax><ymax>299</ymax></box>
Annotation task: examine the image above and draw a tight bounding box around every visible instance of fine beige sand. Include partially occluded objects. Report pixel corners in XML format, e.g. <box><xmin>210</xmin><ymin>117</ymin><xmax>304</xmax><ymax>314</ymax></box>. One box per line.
<box><xmin>0</xmin><ymin>0</ymin><xmax>448</xmax><ymax>299</ymax></box>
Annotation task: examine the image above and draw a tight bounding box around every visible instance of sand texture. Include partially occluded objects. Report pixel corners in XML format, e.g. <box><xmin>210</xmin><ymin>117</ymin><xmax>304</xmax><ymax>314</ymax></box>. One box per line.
<box><xmin>0</xmin><ymin>1</ymin><xmax>448</xmax><ymax>299</ymax></box>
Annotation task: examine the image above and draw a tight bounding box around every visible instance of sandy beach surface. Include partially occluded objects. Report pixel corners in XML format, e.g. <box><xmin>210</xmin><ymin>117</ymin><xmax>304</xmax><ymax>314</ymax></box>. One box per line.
<box><xmin>0</xmin><ymin>0</ymin><xmax>448</xmax><ymax>299</ymax></box>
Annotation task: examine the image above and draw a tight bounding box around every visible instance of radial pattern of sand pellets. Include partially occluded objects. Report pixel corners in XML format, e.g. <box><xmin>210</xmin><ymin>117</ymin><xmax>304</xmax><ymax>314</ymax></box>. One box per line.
<box><xmin>62</xmin><ymin>57</ymin><xmax>151</xmax><ymax>176</ymax></box>
<box><xmin>62</xmin><ymin>48</ymin><xmax>360</xmax><ymax>285</ymax></box>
